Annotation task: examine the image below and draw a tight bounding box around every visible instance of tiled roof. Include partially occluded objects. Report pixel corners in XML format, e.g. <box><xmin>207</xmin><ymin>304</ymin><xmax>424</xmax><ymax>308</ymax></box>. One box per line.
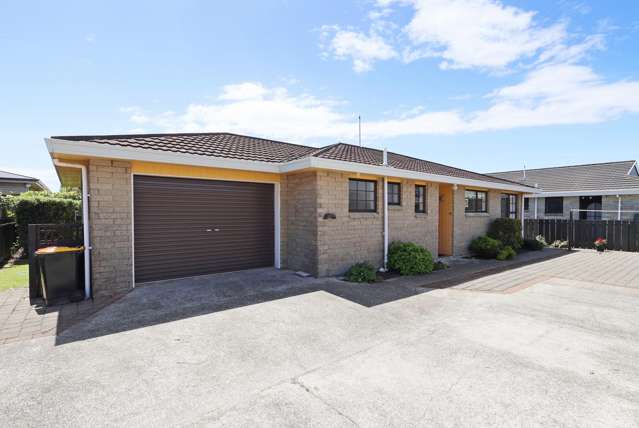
<box><xmin>0</xmin><ymin>170</ymin><xmax>38</xmax><ymax>181</ymax></box>
<box><xmin>489</xmin><ymin>161</ymin><xmax>639</xmax><ymax>192</ymax></box>
<box><xmin>313</xmin><ymin>143</ymin><xmax>520</xmax><ymax>186</ymax></box>
<box><xmin>52</xmin><ymin>132</ymin><xmax>318</xmax><ymax>163</ymax></box>
<box><xmin>51</xmin><ymin>132</ymin><xmax>528</xmax><ymax>187</ymax></box>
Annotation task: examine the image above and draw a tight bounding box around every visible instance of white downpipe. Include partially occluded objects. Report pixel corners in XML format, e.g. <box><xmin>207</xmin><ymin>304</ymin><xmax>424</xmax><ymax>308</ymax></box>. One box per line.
<box><xmin>383</xmin><ymin>176</ymin><xmax>388</xmax><ymax>270</ymax></box>
<box><xmin>382</xmin><ymin>148</ymin><xmax>389</xmax><ymax>271</ymax></box>
<box><xmin>520</xmin><ymin>195</ymin><xmax>525</xmax><ymax>238</ymax></box>
<box><xmin>618</xmin><ymin>195</ymin><xmax>622</xmax><ymax>220</ymax></box>
<box><xmin>534</xmin><ymin>198</ymin><xmax>538</xmax><ymax>219</ymax></box>
<box><xmin>53</xmin><ymin>160</ymin><xmax>91</xmax><ymax>300</ymax></box>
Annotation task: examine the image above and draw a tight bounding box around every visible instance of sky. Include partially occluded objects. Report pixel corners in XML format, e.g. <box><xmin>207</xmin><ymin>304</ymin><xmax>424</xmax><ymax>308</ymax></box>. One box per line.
<box><xmin>1</xmin><ymin>0</ymin><xmax>638</xmax><ymax>191</ymax></box>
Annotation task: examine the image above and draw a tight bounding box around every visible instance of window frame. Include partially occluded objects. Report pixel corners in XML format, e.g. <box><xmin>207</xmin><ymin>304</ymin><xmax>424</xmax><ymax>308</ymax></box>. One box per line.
<box><xmin>387</xmin><ymin>182</ymin><xmax>401</xmax><ymax>206</ymax></box>
<box><xmin>544</xmin><ymin>197</ymin><xmax>564</xmax><ymax>215</ymax></box>
<box><xmin>348</xmin><ymin>178</ymin><xmax>378</xmax><ymax>213</ymax></box>
<box><xmin>465</xmin><ymin>189</ymin><xmax>488</xmax><ymax>213</ymax></box>
<box><xmin>524</xmin><ymin>197</ymin><xmax>530</xmax><ymax>211</ymax></box>
<box><xmin>501</xmin><ymin>193</ymin><xmax>518</xmax><ymax>219</ymax></box>
<box><xmin>415</xmin><ymin>185</ymin><xmax>426</xmax><ymax>213</ymax></box>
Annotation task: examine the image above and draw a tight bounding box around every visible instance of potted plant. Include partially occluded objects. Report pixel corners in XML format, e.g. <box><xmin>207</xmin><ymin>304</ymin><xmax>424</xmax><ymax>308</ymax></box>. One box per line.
<box><xmin>594</xmin><ymin>237</ymin><xmax>607</xmax><ymax>253</ymax></box>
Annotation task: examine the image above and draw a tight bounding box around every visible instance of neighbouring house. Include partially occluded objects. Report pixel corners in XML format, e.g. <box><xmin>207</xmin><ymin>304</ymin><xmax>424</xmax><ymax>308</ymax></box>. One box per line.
<box><xmin>489</xmin><ymin>161</ymin><xmax>639</xmax><ymax>222</ymax></box>
<box><xmin>45</xmin><ymin>132</ymin><xmax>534</xmax><ymax>298</ymax></box>
<box><xmin>0</xmin><ymin>170</ymin><xmax>50</xmax><ymax>195</ymax></box>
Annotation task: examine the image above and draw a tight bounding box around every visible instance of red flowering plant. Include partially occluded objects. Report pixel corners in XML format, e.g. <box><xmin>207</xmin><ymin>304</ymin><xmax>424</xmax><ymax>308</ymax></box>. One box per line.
<box><xmin>594</xmin><ymin>237</ymin><xmax>607</xmax><ymax>251</ymax></box>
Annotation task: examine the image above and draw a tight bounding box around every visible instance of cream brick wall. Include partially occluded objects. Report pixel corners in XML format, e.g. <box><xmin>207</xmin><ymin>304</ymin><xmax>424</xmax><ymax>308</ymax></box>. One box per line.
<box><xmin>453</xmin><ymin>186</ymin><xmax>504</xmax><ymax>256</ymax></box>
<box><xmin>88</xmin><ymin>159</ymin><xmax>133</xmax><ymax>297</ymax></box>
<box><xmin>316</xmin><ymin>171</ymin><xmax>383</xmax><ymax>277</ymax></box>
<box><xmin>283</xmin><ymin>171</ymin><xmax>318</xmax><ymax>275</ymax></box>
<box><xmin>314</xmin><ymin>171</ymin><xmax>439</xmax><ymax>276</ymax></box>
<box><xmin>387</xmin><ymin>179</ymin><xmax>439</xmax><ymax>257</ymax></box>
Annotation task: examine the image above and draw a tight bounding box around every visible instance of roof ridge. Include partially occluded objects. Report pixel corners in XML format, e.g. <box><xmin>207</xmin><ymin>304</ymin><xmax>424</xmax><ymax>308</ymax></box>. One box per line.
<box><xmin>491</xmin><ymin>160</ymin><xmax>637</xmax><ymax>174</ymax></box>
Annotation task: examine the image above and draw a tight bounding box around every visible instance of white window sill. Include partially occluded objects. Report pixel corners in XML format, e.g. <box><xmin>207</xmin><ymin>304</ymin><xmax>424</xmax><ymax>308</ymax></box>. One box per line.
<box><xmin>465</xmin><ymin>212</ymin><xmax>490</xmax><ymax>217</ymax></box>
<box><xmin>349</xmin><ymin>212</ymin><xmax>379</xmax><ymax>219</ymax></box>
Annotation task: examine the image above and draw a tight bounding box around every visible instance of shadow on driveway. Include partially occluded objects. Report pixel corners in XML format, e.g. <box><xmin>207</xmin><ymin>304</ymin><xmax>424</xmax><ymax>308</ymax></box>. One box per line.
<box><xmin>55</xmin><ymin>249</ymin><xmax>570</xmax><ymax>346</ymax></box>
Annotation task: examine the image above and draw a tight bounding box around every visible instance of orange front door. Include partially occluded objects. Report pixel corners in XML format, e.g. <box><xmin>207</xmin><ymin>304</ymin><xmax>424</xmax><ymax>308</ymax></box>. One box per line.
<box><xmin>438</xmin><ymin>185</ymin><xmax>454</xmax><ymax>256</ymax></box>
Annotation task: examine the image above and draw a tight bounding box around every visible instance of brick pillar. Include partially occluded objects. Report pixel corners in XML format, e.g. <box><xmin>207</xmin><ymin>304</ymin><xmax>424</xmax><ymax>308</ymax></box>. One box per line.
<box><xmin>88</xmin><ymin>159</ymin><xmax>133</xmax><ymax>297</ymax></box>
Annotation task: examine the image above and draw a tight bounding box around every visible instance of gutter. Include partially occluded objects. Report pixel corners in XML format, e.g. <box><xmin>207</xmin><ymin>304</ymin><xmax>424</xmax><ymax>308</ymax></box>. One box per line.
<box><xmin>53</xmin><ymin>159</ymin><xmax>91</xmax><ymax>300</ymax></box>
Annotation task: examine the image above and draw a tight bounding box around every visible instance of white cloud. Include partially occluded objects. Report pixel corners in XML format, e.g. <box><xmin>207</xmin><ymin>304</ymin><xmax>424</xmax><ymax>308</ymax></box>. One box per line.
<box><xmin>402</xmin><ymin>0</ymin><xmax>566</xmax><ymax>70</ymax></box>
<box><xmin>122</xmin><ymin>74</ymin><xmax>639</xmax><ymax>143</ymax></box>
<box><xmin>218</xmin><ymin>82</ymin><xmax>269</xmax><ymax>101</ymax></box>
<box><xmin>320</xmin><ymin>0</ymin><xmax>599</xmax><ymax>72</ymax></box>
<box><xmin>320</xmin><ymin>25</ymin><xmax>397</xmax><ymax>73</ymax></box>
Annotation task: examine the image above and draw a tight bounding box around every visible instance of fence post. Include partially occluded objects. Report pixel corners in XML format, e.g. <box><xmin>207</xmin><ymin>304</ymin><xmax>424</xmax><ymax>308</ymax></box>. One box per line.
<box><xmin>568</xmin><ymin>211</ymin><xmax>573</xmax><ymax>250</ymax></box>
<box><xmin>28</xmin><ymin>224</ymin><xmax>40</xmax><ymax>299</ymax></box>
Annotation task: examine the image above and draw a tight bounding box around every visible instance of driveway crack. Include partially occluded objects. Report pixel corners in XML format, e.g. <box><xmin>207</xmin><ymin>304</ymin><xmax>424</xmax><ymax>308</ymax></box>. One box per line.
<box><xmin>291</xmin><ymin>377</ymin><xmax>359</xmax><ymax>427</ymax></box>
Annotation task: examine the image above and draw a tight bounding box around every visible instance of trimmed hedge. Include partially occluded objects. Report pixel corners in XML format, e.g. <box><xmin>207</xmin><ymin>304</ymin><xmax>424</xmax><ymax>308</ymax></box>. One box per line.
<box><xmin>469</xmin><ymin>236</ymin><xmax>503</xmax><ymax>259</ymax></box>
<box><xmin>487</xmin><ymin>218</ymin><xmax>523</xmax><ymax>251</ymax></box>
<box><xmin>388</xmin><ymin>241</ymin><xmax>434</xmax><ymax>275</ymax></box>
<box><xmin>344</xmin><ymin>262</ymin><xmax>377</xmax><ymax>283</ymax></box>
<box><xmin>10</xmin><ymin>192</ymin><xmax>81</xmax><ymax>252</ymax></box>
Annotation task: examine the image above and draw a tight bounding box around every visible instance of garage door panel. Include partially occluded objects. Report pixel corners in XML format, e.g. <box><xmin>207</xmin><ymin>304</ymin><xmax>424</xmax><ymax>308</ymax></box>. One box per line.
<box><xmin>133</xmin><ymin>175</ymin><xmax>275</xmax><ymax>283</ymax></box>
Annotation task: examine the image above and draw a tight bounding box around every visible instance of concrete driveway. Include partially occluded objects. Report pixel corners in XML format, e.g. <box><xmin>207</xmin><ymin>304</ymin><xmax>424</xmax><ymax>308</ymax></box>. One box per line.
<box><xmin>2</xmin><ymin>250</ymin><xmax>639</xmax><ymax>427</ymax></box>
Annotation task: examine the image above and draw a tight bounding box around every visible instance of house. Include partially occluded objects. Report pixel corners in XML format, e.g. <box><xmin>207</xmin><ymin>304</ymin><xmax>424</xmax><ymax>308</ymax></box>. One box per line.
<box><xmin>489</xmin><ymin>161</ymin><xmax>639</xmax><ymax>221</ymax></box>
<box><xmin>0</xmin><ymin>170</ymin><xmax>50</xmax><ymax>195</ymax></box>
<box><xmin>45</xmin><ymin>132</ymin><xmax>534</xmax><ymax>298</ymax></box>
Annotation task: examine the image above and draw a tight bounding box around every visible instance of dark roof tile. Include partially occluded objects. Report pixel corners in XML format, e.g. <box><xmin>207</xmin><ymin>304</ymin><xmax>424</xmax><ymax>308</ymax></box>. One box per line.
<box><xmin>489</xmin><ymin>161</ymin><xmax>639</xmax><ymax>192</ymax></box>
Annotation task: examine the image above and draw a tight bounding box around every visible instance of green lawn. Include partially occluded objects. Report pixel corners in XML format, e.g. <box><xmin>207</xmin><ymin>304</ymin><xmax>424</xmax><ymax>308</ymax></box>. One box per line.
<box><xmin>0</xmin><ymin>262</ymin><xmax>28</xmax><ymax>292</ymax></box>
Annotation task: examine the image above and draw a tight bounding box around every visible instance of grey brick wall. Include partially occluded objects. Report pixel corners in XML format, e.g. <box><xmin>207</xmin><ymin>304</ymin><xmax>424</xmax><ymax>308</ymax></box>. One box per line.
<box><xmin>88</xmin><ymin>159</ymin><xmax>133</xmax><ymax>297</ymax></box>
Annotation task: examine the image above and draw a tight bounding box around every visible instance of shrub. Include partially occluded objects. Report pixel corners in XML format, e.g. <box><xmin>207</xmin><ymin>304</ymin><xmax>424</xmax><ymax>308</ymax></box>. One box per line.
<box><xmin>433</xmin><ymin>261</ymin><xmax>449</xmax><ymax>271</ymax></box>
<box><xmin>469</xmin><ymin>236</ymin><xmax>503</xmax><ymax>259</ymax></box>
<box><xmin>487</xmin><ymin>218</ymin><xmax>523</xmax><ymax>251</ymax></box>
<box><xmin>496</xmin><ymin>245</ymin><xmax>517</xmax><ymax>261</ymax></box>
<box><xmin>523</xmin><ymin>238</ymin><xmax>545</xmax><ymax>251</ymax></box>
<box><xmin>11</xmin><ymin>192</ymin><xmax>81</xmax><ymax>252</ymax></box>
<box><xmin>388</xmin><ymin>241</ymin><xmax>434</xmax><ymax>275</ymax></box>
<box><xmin>344</xmin><ymin>262</ymin><xmax>377</xmax><ymax>283</ymax></box>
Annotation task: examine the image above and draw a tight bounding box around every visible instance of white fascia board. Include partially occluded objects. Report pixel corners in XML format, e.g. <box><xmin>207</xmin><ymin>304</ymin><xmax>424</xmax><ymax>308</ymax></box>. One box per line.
<box><xmin>628</xmin><ymin>161</ymin><xmax>638</xmax><ymax>175</ymax></box>
<box><xmin>46</xmin><ymin>138</ymin><xmax>537</xmax><ymax>193</ymax></box>
<box><xmin>528</xmin><ymin>189</ymin><xmax>639</xmax><ymax>198</ymax></box>
<box><xmin>45</xmin><ymin>138</ymin><xmax>282</xmax><ymax>173</ymax></box>
<box><xmin>284</xmin><ymin>156</ymin><xmax>537</xmax><ymax>193</ymax></box>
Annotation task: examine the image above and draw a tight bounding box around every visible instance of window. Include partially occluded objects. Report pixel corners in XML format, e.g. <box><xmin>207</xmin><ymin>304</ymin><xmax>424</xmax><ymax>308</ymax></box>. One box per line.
<box><xmin>465</xmin><ymin>190</ymin><xmax>488</xmax><ymax>213</ymax></box>
<box><xmin>545</xmin><ymin>197</ymin><xmax>563</xmax><ymax>215</ymax></box>
<box><xmin>524</xmin><ymin>198</ymin><xmax>530</xmax><ymax>211</ymax></box>
<box><xmin>349</xmin><ymin>179</ymin><xmax>377</xmax><ymax>212</ymax></box>
<box><xmin>387</xmin><ymin>182</ymin><xmax>401</xmax><ymax>206</ymax></box>
<box><xmin>415</xmin><ymin>185</ymin><xmax>426</xmax><ymax>213</ymax></box>
<box><xmin>501</xmin><ymin>194</ymin><xmax>518</xmax><ymax>219</ymax></box>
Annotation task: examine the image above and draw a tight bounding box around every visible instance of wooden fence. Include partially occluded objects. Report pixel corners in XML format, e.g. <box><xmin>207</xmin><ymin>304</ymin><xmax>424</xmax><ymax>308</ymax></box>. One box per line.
<box><xmin>524</xmin><ymin>219</ymin><xmax>639</xmax><ymax>252</ymax></box>
<box><xmin>0</xmin><ymin>222</ymin><xmax>16</xmax><ymax>263</ymax></box>
<box><xmin>28</xmin><ymin>223</ymin><xmax>83</xmax><ymax>299</ymax></box>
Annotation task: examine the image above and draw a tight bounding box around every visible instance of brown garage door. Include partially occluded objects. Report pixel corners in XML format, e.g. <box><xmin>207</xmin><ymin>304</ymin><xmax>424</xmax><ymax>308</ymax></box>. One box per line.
<box><xmin>133</xmin><ymin>175</ymin><xmax>274</xmax><ymax>283</ymax></box>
